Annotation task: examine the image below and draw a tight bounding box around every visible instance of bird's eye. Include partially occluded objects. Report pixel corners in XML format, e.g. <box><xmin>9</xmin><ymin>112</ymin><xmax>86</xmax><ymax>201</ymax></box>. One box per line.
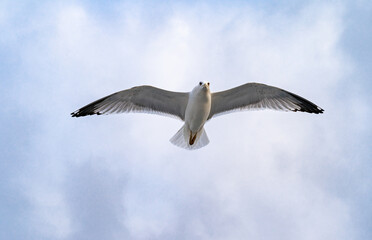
<box><xmin>207</xmin><ymin>82</ymin><xmax>210</xmax><ymax>86</ymax></box>
<box><xmin>199</xmin><ymin>82</ymin><xmax>202</xmax><ymax>86</ymax></box>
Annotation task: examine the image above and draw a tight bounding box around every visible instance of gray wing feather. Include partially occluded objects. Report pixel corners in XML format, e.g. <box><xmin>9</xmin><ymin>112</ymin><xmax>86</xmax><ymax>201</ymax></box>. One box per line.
<box><xmin>71</xmin><ymin>85</ymin><xmax>189</xmax><ymax>120</ymax></box>
<box><xmin>208</xmin><ymin>83</ymin><xmax>324</xmax><ymax>119</ymax></box>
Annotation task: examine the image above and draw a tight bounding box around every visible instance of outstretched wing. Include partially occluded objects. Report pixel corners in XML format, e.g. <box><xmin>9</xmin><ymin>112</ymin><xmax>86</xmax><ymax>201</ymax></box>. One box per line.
<box><xmin>71</xmin><ymin>85</ymin><xmax>189</xmax><ymax>120</ymax></box>
<box><xmin>208</xmin><ymin>82</ymin><xmax>323</xmax><ymax>119</ymax></box>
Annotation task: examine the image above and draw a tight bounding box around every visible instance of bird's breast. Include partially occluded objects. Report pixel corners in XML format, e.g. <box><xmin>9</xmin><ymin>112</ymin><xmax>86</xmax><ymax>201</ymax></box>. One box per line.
<box><xmin>184</xmin><ymin>91</ymin><xmax>211</xmax><ymax>132</ymax></box>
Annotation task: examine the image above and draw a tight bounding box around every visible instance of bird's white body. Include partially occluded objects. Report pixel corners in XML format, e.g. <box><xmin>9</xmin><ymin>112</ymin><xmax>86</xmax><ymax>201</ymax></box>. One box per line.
<box><xmin>170</xmin><ymin>82</ymin><xmax>212</xmax><ymax>149</ymax></box>
<box><xmin>185</xmin><ymin>83</ymin><xmax>211</xmax><ymax>133</ymax></box>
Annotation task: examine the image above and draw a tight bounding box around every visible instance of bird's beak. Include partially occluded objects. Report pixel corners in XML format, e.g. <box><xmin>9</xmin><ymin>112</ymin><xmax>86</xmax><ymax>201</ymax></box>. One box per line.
<box><xmin>203</xmin><ymin>82</ymin><xmax>210</xmax><ymax>88</ymax></box>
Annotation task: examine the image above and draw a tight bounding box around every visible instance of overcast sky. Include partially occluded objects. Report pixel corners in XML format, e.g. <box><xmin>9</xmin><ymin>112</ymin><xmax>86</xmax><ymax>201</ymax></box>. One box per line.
<box><xmin>1</xmin><ymin>0</ymin><xmax>371</xmax><ymax>239</ymax></box>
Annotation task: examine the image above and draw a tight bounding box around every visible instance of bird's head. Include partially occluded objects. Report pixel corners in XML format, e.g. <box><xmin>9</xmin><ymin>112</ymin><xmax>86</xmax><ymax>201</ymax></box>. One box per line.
<box><xmin>191</xmin><ymin>82</ymin><xmax>211</xmax><ymax>97</ymax></box>
<box><xmin>197</xmin><ymin>81</ymin><xmax>210</xmax><ymax>91</ymax></box>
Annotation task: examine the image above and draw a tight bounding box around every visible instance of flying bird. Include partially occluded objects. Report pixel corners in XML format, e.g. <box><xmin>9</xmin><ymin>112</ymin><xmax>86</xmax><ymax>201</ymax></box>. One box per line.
<box><xmin>71</xmin><ymin>82</ymin><xmax>324</xmax><ymax>150</ymax></box>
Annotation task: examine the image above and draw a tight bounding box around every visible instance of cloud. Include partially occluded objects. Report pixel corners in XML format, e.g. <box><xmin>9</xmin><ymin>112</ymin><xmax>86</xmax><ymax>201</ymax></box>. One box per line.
<box><xmin>1</xmin><ymin>1</ymin><xmax>371</xmax><ymax>239</ymax></box>
<box><xmin>65</xmin><ymin>162</ymin><xmax>128</xmax><ymax>240</ymax></box>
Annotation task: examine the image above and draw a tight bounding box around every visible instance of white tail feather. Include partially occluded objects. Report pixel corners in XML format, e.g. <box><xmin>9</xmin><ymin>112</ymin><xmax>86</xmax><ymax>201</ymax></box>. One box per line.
<box><xmin>170</xmin><ymin>124</ymin><xmax>209</xmax><ymax>150</ymax></box>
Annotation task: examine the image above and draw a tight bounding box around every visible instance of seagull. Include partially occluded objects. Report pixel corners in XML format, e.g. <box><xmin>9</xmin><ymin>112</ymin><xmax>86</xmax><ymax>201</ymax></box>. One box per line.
<box><xmin>71</xmin><ymin>82</ymin><xmax>324</xmax><ymax>150</ymax></box>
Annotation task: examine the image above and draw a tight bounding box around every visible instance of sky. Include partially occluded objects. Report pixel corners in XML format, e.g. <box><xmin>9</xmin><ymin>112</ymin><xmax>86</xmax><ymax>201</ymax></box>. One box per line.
<box><xmin>1</xmin><ymin>0</ymin><xmax>371</xmax><ymax>239</ymax></box>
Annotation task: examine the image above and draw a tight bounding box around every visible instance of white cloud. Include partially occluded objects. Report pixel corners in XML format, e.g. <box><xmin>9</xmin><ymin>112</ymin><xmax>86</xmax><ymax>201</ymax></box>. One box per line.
<box><xmin>1</xmin><ymin>1</ymin><xmax>370</xmax><ymax>239</ymax></box>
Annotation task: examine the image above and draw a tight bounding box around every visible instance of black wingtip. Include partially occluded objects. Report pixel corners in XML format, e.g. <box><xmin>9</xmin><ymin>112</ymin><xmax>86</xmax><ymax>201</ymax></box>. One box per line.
<box><xmin>70</xmin><ymin>110</ymin><xmax>102</xmax><ymax>117</ymax></box>
<box><xmin>71</xmin><ymin>94</ymin><xmax>111</xmax><ymax>118</ymax></box>
<box><xmin>71</xmin><ymin>111</ymin><xmax>80</xmax><ymax>117</ymax></box>
<box><xmin>291</xmin><ymin>106</ymin><xmax>324</xmax><ymax>114</ymax></box>
<box><xmin>317</xmin><ymin>108</ymin><xmax>325</xmax><ymax>114</ymax></box>
<box><xmin>286</xmin><ymin>91</ymin><xmax>324</xmax><ymax>114</ymax></box>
